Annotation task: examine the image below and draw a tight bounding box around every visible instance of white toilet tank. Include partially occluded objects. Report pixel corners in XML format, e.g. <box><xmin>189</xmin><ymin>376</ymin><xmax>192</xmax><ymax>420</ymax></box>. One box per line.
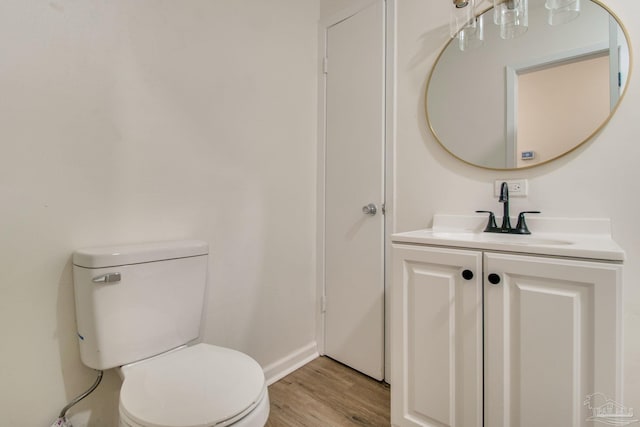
<box><xmin>72</xmin><ymin>240</ymin><xmax>209</xmax><ymax>370</ymax></box>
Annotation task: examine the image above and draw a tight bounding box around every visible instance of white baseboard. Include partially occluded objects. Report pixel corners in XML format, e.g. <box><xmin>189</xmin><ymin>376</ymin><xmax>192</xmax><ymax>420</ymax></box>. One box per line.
<box><xmin>263</xmin><ymin>342</ymin><xmax>319</xmax><ymax>386</ymax></box>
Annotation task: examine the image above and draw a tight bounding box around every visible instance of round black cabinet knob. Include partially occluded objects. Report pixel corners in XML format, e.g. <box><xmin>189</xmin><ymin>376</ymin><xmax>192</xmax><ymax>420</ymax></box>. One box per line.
<box><xmin>488</xmin><ymin>273</ymin><xmax>501</xmax><ymax>285</ymax></box>
<box><xmin>461</xmin><ymin>269</ymin><xmax>474</xmax><ymax>280</ymax></box>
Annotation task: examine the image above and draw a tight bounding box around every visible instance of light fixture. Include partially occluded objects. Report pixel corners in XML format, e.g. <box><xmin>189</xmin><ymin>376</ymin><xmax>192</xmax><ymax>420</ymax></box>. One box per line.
<box><xmin>494</xmin><ymin>0</ymin><xmax>528</xmax><ymax>39</ymax></box>
<box><xmin>450</xmin><ymin>0</ymin><xmax>528</xmax><ymax>50</ymax></box>
<box><xmin>450</xmin><ymin>0</ymin><xmax>578</xmax><ymax>50</ymax></box>
<box><xmin>450</xmin><ymin>0</ymin><xmax>484</xmax><ymax>51</ymax></box>
<box><xmin>545</xmin><ymin>0</ymin><xmax>580</xmax><ymax>26</ymax></box>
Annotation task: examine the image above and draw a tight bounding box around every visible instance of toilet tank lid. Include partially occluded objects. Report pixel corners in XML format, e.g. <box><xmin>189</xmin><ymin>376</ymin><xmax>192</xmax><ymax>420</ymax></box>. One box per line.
<box><xmin>73</xmin><ymin>240</ymin><xmax>209</xmax><ymax>268</ymax></box>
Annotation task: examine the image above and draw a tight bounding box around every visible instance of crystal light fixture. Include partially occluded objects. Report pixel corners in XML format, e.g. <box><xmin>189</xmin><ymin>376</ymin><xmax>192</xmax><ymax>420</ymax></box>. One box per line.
<box><xmin>448</xmin><ymin>0</ymin><xmax>581</xmax><ymax>51</ymax></box>
<box><xmin>493</xmin><ymin>0</ymin><xmax>528</xmax><ymax>39</ymax></box>
<box><xmin>545</xmin><ymin>0</ymin><xmax>581</xmax><ymax>26</ymax></box>
<box><xmin>450</xmin><ymin>0</ymin><xmax>484</xmax><ymax>51</ymax></box>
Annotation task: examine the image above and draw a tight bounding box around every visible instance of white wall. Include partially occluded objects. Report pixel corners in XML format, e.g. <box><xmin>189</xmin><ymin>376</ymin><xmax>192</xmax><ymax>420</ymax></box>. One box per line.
<box><xmin>395</xmin><ymin>0</ymin><xmax>640</xmax><ymax>413</ymax></box>
<box><xmin>321</xmin><ymin>0</ymin><xmax>361</xmax><ymax>19</ymax></box>
<box><xmin>0</xmin><ymin>1</ymin><xmax>319</xmax><ymax>426</ymax></box>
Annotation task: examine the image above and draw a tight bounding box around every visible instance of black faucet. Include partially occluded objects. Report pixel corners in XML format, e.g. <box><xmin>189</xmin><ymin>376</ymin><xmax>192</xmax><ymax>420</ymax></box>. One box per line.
<box><xmin>499</xmin><ymin>181</ymin><xmax>512</xmax><ymax>231</ymax></box>
<box><xmin>476</xmin><ymin>181</ymin><xmax>541</xmax><ymax>234</ymax></box>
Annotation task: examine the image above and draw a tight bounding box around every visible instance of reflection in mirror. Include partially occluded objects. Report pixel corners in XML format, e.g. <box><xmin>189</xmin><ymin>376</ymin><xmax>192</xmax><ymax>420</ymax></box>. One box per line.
<box><xmin>513</xmin><ymin>50</ymin><xmax>610</xmax><ymax>167</ymax></box>
<box><xmin>427</xmin><ymin>0</ymin><xmax>631</xmax><ymax>170</ymax></box>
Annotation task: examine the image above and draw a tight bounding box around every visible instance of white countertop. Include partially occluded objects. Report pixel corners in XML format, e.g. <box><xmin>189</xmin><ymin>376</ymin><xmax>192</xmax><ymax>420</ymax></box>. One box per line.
<box><xmin>392</xmin><ymin>215</ymin><xmax>625</xmax><ymax>262</ymax></box>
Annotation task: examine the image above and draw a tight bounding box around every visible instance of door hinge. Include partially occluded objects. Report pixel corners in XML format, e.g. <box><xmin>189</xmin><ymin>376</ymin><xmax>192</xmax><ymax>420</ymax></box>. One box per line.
<box><xmin>321</xmin><ymin>295</ymin><xmax>327</xmax><ymax>313</ymax></box>
<box><xmin>323</xmin><ymin>57</ymin><xmax>328</xmax><ymax>74</ymax></box>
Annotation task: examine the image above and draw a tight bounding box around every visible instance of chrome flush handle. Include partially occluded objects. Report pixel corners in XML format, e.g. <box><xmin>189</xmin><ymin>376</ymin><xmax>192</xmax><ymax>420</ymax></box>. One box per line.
<box><xmin>92</xmin><ymin>273</ymin><xmax>122</xmax><ymax>284</ymax></box>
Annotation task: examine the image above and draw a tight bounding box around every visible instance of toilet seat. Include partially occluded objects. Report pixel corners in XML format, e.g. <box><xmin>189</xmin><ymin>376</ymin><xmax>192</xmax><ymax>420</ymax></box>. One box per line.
<box><xmin>119</xmin><ymin>343</ymin><xmax>267</xmax><ymax>427</ymax></box>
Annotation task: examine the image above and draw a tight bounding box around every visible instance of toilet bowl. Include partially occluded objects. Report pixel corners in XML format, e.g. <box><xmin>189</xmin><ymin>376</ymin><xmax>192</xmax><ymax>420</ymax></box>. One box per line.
<box><xmin>118</xmin><ymin>344</ymin><xmax>270</xmax><ymax>427</ymax></box>
<box><xmin>72</xmin><ymin>240</ymin><xmax>269</xmax><ymax>427</ymax></box>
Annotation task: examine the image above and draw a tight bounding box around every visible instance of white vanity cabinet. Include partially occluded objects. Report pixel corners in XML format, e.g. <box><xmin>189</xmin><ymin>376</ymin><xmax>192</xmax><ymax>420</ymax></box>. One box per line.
<box><xmin>483</xmin><ymin>251</ymin><xmax>622</xmax><ymax>427</ymax></box>
<box><xmin>391</xmin><ymin>244</ymin><xmax>484</xmax><ymax>427</ymax></box>
<box><xmin>391</xmin><ymin>231</ymin><xmax>623</xmax><ymax>427</ymax></box>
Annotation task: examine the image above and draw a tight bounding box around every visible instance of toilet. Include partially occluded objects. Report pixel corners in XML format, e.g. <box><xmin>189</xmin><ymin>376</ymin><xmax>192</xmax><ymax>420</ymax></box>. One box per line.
<box><xmin>72</xmin><ymin>240</ymin><xmax>270</xmax><ymax>427</ymax></box>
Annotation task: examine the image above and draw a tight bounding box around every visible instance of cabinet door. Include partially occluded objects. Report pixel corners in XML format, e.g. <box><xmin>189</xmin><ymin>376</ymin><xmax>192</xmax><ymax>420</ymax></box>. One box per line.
<box><xmin>484</xmin><ymin>252</ymin><xmax>622</xmax><ymax>427</ymax></box>
<box><xmin>391</xmin><ymin>244</ymin><xmax>483</xmax><ymax>427</ymax></box>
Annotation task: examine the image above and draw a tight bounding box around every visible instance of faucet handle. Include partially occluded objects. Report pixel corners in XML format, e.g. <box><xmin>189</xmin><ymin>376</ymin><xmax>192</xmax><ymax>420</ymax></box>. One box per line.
<box><xmin>515</xmin><ymin>211</ymin><xmax>541</xmax><ymax>234</ymax></box>
<box><xmin>476</xmin><ymin>210</ymin><xmax>498</xmax><ymax>232</ymax></box>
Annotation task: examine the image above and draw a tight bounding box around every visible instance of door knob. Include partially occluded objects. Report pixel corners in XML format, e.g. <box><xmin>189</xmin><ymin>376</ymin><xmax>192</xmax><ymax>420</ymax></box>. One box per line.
<box><xmin>362</xmin><ymin>203</ymin><xmax>377</xmax><ymax>216</ymax></box>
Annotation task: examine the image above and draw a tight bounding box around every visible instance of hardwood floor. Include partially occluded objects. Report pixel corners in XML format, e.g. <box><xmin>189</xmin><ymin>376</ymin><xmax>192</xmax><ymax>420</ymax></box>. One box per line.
<box><xmin>265</xmin><ymin>356</ymin><xmax>390</xmax><ymax>427</ymax></box>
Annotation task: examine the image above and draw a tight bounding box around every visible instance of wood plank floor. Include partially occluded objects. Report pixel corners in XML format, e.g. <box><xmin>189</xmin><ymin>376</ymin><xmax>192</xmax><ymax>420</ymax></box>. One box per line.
<box><xmin>265</xmin><ymin>356</ymin><xmax>390</xmax><ymax>427</ymax></box>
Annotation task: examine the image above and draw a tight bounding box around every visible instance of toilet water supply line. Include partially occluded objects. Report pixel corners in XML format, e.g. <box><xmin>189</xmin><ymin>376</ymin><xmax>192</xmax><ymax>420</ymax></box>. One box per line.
<box><xmin>50</xmin><ymin>370</ymin><xmax>104</xmax><ymax>427</ymax></box>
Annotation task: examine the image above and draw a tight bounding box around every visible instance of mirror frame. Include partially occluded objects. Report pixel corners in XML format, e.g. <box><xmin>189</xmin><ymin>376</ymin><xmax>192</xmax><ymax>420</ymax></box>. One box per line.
<box><xmin>425</xmin><ymin>0</ymin><xmax>633</xmax><ymax>171</ymax></box>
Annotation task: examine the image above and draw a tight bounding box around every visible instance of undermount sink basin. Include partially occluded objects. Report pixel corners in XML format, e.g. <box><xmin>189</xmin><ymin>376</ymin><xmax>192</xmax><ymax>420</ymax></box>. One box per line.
<box><xmin>391</xmin><ymin>214</ymin><xmax>625</xmax><ymax>261</ymax></box>
<box><xmin>431</xmin><ymin>231</ymin><xmax>572</xmax><ymax>246</ymax></box>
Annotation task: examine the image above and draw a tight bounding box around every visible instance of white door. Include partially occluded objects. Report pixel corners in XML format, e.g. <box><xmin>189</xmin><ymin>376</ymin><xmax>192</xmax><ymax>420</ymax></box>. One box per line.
<box><xmin>484</xmin><ymin>252</ymin><xmax>622</xmax><ymax>427</ymax></box>
<box><xmin>324</xmin><ymin>0</ymin><xmax>385</xmax><ymax>381</ymax></box>
<box><xmin>391</xmin><ymin>244</ymin><xmax>483</xmax><ymax>427</ymax></box>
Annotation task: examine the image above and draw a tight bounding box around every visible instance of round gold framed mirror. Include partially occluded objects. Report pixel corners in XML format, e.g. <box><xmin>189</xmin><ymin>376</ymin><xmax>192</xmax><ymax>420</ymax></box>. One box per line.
<box><xmin>426</xmin><ymin>0</ymin><xmax>632</xmax><ymax>170</ymax></box>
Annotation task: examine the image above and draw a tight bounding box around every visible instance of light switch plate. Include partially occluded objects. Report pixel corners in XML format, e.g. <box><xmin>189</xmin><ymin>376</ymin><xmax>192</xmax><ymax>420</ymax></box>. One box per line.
<box><xmin>494</xmin><ymin>179</ymin><xmax>528</xmax><ymax>197</ymax></box>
